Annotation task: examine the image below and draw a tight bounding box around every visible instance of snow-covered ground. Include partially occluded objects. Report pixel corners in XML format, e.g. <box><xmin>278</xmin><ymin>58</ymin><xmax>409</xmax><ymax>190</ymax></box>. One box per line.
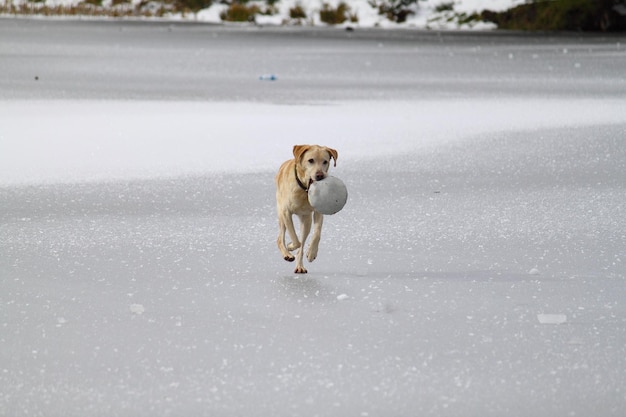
<box><xmin>1</xmin><ymin>19</ymin><xmax>626</xmax><ymax>417</ymax></box>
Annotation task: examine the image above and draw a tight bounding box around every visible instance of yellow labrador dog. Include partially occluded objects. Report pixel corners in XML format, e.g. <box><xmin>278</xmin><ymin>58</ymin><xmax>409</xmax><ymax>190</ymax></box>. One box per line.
<box><xmin>276</xmin><ymin>145</ymin><xmax>338</xmax><ymax>274</ymax></box>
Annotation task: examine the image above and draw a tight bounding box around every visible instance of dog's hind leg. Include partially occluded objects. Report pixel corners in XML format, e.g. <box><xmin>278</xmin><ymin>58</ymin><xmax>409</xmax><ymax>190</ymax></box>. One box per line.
<box><xmin>294</xmin><ymin>213</ymin><xmax>312</xmax><ymax>273</ymax></box>
<box><xmin>277</xmin><ymin>213</ymin><xmax>295</xmax><ymax>262</ymax></box>
<box><xmin>284</xmin><ymin>213</ymin><xmax>301</xmax><ymax>252</ymax></box>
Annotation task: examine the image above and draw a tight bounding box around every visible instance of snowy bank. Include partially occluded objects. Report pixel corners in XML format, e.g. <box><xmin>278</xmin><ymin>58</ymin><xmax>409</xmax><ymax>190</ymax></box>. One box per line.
<box><xmin>4</xmin><ymin>0</ymin><xmax>527</xmax><ymax>29</ymax></box>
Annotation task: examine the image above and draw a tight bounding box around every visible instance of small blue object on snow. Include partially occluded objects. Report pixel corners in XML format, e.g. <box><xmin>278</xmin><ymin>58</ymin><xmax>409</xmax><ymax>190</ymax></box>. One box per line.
<box><xmin>259</xmin><ymin>74</ymin><xmax>277</xmax><ymax>81</ymax></box>
<box><xmin>308</xmin><ymin>176</ymin><xmax>348</xmax><ymax>215</ymax></box>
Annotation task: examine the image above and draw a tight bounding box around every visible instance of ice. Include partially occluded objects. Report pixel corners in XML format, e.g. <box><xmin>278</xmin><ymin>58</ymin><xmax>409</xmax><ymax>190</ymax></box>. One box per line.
<box><xmin>1</xmin><ymin>20</ymin><xmax>626</xmax><ymax>417</ymax></box>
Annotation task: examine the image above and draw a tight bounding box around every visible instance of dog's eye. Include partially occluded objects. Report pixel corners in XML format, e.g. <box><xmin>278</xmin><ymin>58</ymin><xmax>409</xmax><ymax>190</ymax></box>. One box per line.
<box><xmin>323</xmin><ymin>160</ymin><xmax>328</xmax><ymax>165</ymax></box>
<box><xmin>308</xmin><ymin>159</ymin><xmax>314</xmax><ymax>164</ymax></box>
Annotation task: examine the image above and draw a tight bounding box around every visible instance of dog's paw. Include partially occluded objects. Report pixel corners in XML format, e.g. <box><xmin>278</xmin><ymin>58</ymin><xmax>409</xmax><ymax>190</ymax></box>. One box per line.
<box><xmin>284</xmin><ymin>254</ymin><xmax>295</xmax><ymax>262</ymax></box>
<box><xmin>306</xmin><ymin>247</ymin><xmax>318</xmax><ymax>263</ymax></box>
<box><xmin>287</xmin><ymin>241</ymin><xmax>301</xmax><ymax>251</ymax></box>
<box><xmin>294</xmin><ymin>266</ymin><xmax>308</xmax><ymax>274</ymax></box>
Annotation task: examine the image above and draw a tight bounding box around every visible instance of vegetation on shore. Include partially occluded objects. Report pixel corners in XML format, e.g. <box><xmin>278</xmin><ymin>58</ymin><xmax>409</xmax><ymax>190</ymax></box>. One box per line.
<box><xmin>0</xmin><ymin>0</ymin><xmax>419</xmax><ymax>23</ymax></box>
<box><xmin>1</xmin><ymin>0</ymin><xmax>211</xmax><ymax>18</ymax></box>
<box><xmin>481</xmin><ymin>0</ymin><xmax>626</xmax><ymax>32</ymax></box>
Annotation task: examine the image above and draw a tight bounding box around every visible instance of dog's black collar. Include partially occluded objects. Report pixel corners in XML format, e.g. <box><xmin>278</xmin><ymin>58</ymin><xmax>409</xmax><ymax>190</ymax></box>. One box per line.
<box><xmin>295</xmin><ymin>165</ymin><xmax>308</xmax><ymax>192</ymax></box>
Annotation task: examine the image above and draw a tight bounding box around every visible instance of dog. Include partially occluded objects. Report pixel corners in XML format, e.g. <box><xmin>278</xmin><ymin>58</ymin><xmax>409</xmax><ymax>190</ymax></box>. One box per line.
<box><xmin>275</xmin><ymin>145</ymin><xmax>338</xmax><ymax>274</ymax></box>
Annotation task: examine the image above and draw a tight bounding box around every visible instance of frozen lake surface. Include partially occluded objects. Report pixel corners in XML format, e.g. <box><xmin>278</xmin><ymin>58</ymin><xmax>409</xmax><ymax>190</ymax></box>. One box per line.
<box><xmin>1</xmin><ymin>19</ymin><xmax>626</xmax><ymax>416</ymax></box>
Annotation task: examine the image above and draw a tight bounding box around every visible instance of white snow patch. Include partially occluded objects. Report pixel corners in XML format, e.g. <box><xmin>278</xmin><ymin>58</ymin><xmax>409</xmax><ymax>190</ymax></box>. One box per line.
<box><xmin>1</xmin><ymin>98</ymin><xmax>625</xmax><ymax>185</ymax></box>
<box><xmin>537</xmin><ymin>314</ymin><xmax>567</xmax><ymax>325</ymax></box>
<box><xmin>130</xmin><ymin>304</ymin><xmax>146</xmax><ymax>315</ymax></box>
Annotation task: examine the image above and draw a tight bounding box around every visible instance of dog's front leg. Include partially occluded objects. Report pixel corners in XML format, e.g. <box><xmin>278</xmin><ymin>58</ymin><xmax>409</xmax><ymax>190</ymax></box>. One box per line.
<box><xmin>307</xmin><ymin>211</ymin><xmax>324</xmax><ymax>262</ymax></box>
<box><xmin>295</xmin><ymin>213</ymin><xmax>312</xmax><ymax>273</ymax></box>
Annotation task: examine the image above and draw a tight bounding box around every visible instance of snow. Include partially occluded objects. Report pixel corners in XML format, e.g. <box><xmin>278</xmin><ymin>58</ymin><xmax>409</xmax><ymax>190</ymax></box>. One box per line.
<box><xmin>2</xmin><ymin>99</ymin><xmax>625</xmax><ymax>186</ymax></box>
<box><xmin>130</xmin><ymin>303</ymin><xmax>147</xmax><ymax>314</ymax></box>
<box><xmin>1</xmin><ymin>18</ymin><xmax>626</xmax><ymax>417</ymax></box>
<box><xmin>15</xmin><ymin>0</ymin><xmax>527</xmax><ymax>29</ymax></box>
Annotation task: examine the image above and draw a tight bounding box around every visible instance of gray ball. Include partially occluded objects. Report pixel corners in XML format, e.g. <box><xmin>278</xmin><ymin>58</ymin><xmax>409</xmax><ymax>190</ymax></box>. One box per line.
<box><xmin>308</xmin><ymin>176</ymin><xmax>348</xmax><ymax>215</ymax></box>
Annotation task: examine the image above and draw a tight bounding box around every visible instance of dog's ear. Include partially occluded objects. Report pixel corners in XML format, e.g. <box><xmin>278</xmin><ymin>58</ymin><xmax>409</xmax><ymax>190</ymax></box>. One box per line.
<box><xmin>293</xmin><ymin>145</ymin><xmax>310</xmax><ymax>163</ymax></box>
<box><xmin>326</xmin><ymin>147</ymin><xmax>338</xmax><ymax>167</ymax></box>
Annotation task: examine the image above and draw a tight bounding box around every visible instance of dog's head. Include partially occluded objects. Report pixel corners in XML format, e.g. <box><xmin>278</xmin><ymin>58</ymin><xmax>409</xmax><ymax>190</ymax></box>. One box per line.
<box><xmin>293</xmin><ymin>144</ymin><xmax>338</xmax><ymax>187</ymax></box>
